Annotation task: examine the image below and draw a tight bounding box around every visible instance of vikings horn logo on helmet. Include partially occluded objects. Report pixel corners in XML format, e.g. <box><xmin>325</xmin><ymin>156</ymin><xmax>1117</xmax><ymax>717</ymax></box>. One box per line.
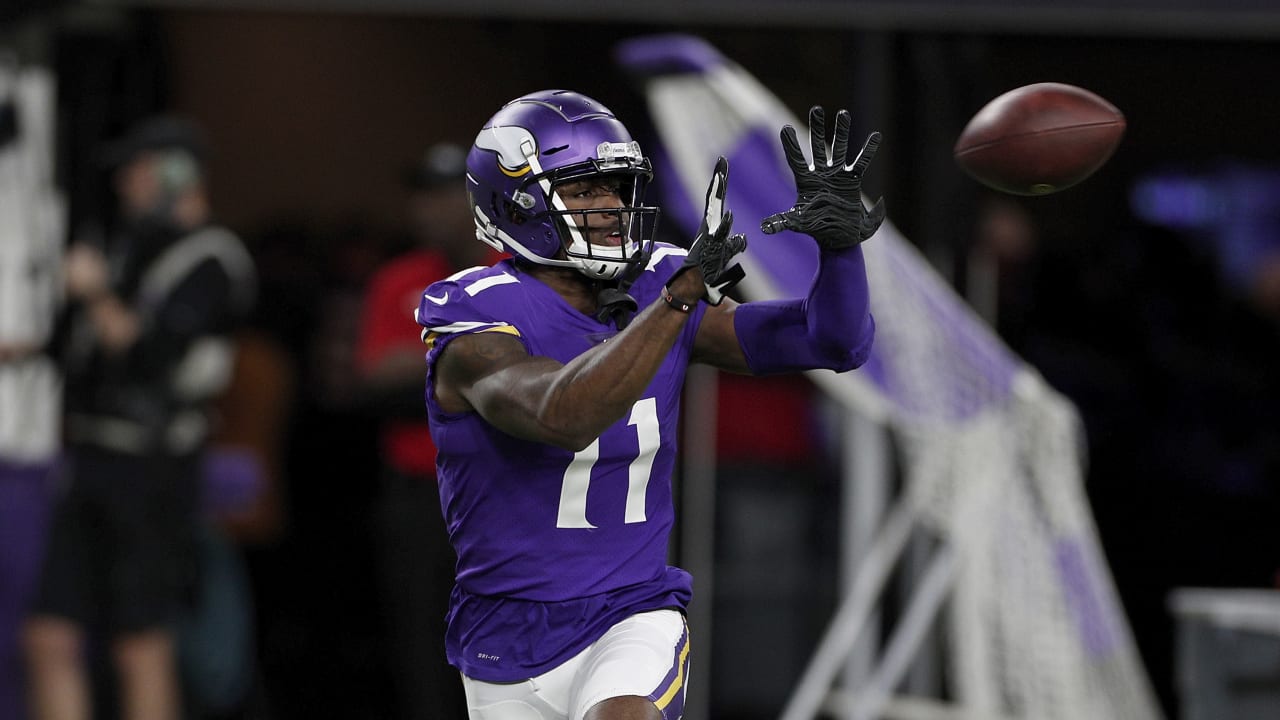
<box><xmin>474</xmin><ymin>125</ymin><xmax>536</xmax><ymax>178</ymax></box>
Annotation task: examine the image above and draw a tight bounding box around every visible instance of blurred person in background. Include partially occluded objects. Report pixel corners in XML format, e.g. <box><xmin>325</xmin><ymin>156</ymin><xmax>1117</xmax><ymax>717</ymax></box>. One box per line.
<box><xmin>22</xmin><ymin>115</ymin><xmax>255</xmax><ymax>720</ymax></box>
<box><xmin>0</xmin><ymin>55</ymin><xmax>64</xmax><ymax>720</ymax></box>
<box><xmin>356</xmin><ymin>142</ymin><xmax>498</xmax><ymax>720</ymax></box>
<box><xmin>417</xmin><ymin>90</ymin><xmax>883</xmax><ymax>720</ymax></box>
<box><xmin>707</xmin><ymin>369</ymin><xmax>834</xmax><ymax>718</ymax></box>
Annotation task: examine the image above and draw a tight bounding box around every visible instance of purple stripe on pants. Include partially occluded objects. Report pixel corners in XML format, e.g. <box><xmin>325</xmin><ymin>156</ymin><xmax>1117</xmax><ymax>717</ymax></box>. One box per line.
<box><xmin>646</xmin><ymin>618</ymin><xmax>690</xmax><ymax>720</ymax></box>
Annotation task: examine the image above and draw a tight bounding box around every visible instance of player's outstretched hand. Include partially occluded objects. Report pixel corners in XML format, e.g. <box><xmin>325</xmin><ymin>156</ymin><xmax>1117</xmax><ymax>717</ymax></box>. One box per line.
<box><xmin>670</xmin><ymin>156</ymin><xmax>746</xmax><ymax>306</ymax></box>
<box><xmin>761</xmin><ymin>106</ymin><xmax>885</xmax><ymax>250</ymax></box>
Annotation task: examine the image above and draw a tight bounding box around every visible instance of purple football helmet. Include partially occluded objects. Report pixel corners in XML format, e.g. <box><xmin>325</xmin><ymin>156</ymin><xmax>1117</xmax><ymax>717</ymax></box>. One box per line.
<box><xmin>466</xmin><ymin>90</ymin><xmax>660</xmax><ymax>281</ymax></box>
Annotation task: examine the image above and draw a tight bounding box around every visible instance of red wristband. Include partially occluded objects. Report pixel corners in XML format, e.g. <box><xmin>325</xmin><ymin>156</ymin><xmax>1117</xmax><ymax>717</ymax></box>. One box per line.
<box><xmin>661</xmin><ymin>285</ymin><xmax>695</xmax><ymax>314</ymax></box>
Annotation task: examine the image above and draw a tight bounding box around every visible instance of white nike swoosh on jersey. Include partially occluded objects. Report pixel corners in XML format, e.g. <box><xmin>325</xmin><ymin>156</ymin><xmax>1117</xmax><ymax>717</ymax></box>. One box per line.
<box><xmin>425</xmin><ymin>292</ymin><xmax>449</xmax><ymax>305</ymax></box>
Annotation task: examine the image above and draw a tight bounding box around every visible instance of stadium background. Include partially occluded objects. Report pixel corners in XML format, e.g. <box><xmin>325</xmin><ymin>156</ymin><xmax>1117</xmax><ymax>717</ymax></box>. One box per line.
<box><xmin>8</xmin><ymin>1</ymin><xmax>1280</xmax><ymax>718</ymax></box>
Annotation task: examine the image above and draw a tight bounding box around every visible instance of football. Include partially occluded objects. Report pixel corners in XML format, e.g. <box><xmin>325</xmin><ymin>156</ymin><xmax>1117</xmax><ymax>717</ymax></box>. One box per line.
<box><xmin>953</xmin><ymin>82</ymin><xmax>1125</xmax><ymax>196</ymax></box>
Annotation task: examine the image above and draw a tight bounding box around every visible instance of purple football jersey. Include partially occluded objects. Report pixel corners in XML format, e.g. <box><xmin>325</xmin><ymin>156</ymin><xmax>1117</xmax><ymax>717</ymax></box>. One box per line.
<box><xmin>417</xmin><ymin>245</ymin><xmax>701</xmax><ymax>681</ymax></box>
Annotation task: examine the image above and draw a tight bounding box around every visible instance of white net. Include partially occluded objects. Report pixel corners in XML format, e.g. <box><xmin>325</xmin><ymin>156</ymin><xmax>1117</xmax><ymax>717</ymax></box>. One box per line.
<box><xmin>618</xmin><ymin>33</ymin><xmax>1164</xmax><ymax>720</ymax></box>
<box><xmin>866</xmin><ymin>232</ymin><xmax>1161</xmax><ymax>720</ymax></box>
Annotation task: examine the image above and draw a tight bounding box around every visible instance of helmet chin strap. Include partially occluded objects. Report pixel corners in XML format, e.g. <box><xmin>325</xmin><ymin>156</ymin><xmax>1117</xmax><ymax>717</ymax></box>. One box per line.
<box><xmin>538</xmin><ymin>181</ymin><xmax>588</xmax><ymax>252</ymax></box>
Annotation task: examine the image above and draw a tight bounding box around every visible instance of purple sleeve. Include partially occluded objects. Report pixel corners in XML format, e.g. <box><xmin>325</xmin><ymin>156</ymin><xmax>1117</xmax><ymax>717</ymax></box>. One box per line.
<box><xmin>732</xmin><ymin>245</ymin><xmax>874</xmax><ymax>375</ymax></box>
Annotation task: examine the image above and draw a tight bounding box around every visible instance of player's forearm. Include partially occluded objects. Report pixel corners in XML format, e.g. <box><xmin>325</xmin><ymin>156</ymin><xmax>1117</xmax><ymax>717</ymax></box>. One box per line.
<box><xmin>460</xmin><ymin>271</ymin><xmax>703</xmax><ymax>450</ymax></box>
<box><xmin>528</xmin><ymin>299</ymin><xmax>691</xmax><ymax>450</ymax></box>
<box><xmin>511</xmin><ymin>270</ymin><xmax>706</xmax><ymax>448</ymax></box>
<box><xmin>807</xmin><ymin>245</ymin><xmax>872</xmax><ymax>347</ymax></box>
<box><xmin>732</xmin><ymin>245</ymin><xmax>874</xmax><ymax>374</ymax></box>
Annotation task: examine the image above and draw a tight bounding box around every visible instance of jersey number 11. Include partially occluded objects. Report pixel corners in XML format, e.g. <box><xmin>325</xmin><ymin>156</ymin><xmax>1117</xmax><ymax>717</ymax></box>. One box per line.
<box><xmin>556</xmin><ymin>397</ymin><xmax>660</xmax><ymax>528</ymax></box>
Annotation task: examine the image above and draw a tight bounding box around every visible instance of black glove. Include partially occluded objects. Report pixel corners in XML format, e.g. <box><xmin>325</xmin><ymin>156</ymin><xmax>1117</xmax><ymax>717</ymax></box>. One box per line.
<box><xmin>669</xmin><ymin>157</ymin><xmax>747</xmax><ymax>306</ymax></box>
<box><xmin>761</xmin><ymin>106</ymin><xmax>885</xmax><ymax>250</ymax></box>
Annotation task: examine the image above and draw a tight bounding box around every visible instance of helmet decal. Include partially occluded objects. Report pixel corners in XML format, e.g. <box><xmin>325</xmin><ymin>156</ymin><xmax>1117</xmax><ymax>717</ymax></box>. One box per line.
<box><xmin>474</xmin><ymin>125</ymin><xmax>537</xmax><ymax>177</ymax></box>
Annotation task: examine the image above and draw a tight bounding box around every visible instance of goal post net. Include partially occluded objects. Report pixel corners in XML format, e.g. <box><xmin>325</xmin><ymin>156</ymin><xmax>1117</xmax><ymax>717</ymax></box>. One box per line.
<box><xmin>615</xmin><ymin>33</ymin><xmax>1164</xmax><ymax>720</ymax></box>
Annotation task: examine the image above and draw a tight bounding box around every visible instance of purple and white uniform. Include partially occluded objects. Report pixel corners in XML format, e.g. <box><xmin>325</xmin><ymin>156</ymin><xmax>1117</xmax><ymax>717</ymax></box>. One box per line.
<box><xmin>417</xmin><ymin>245</ymin><xmax>700</xmax><ymax>682</ymax></box>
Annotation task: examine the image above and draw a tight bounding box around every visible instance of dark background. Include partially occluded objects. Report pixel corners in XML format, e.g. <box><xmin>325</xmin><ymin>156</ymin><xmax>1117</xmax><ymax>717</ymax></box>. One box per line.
<box><xmin>12</xmin><ymin>1</ymin><xmax>1280</xmax><ymax>718</ymax></box>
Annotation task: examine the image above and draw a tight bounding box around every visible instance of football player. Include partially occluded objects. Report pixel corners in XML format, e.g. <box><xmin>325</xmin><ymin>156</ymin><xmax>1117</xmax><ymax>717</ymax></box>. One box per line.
<box><xmin>417</xmin><ymin>90</ymin><xmax>883</xmax><ymax>720</ymax></box>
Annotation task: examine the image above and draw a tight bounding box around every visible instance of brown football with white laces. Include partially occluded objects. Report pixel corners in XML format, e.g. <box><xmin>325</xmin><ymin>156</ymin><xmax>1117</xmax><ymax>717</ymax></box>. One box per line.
<box><xmin>954</xmin><ymin>82</ymin><xmax>1126</xmax><ymax>196</ymax></box>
